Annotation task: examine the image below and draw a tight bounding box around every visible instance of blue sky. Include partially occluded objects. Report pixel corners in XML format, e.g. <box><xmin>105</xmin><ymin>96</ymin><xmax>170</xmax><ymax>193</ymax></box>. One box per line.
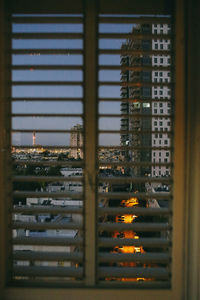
<box><xmin>11</xmin><ymin>15</ymin><xmax>171</xmax><ymax>147</ymax></box>
<box><xmin>11</xmin><ymin>20</ymin><xmax>128</xmax><ymax>146</ymax></box>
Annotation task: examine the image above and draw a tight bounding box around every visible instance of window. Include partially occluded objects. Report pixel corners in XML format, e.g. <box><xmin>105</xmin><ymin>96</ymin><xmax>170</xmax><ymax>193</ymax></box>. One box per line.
<box><xmin>0</xmin><ymin>0</ymin><xmax>198</xmax><ymax>299</ymax></box>
<box><xmin>4</xmin><ymin>0</ymin><xmax>175</xmax><ymax>288</ymax></box>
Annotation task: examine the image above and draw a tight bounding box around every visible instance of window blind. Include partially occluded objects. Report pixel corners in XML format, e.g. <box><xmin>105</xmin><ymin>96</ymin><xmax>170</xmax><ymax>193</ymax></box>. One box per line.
<box><xmin>11</xmin><ymin>11</ymin><xmax>85</xmax><ymax>285</ymax></box>
<box><xmin>5</xmin><ymin>0</ymin><xmax>174</xmax><ymax>288</ymax></box>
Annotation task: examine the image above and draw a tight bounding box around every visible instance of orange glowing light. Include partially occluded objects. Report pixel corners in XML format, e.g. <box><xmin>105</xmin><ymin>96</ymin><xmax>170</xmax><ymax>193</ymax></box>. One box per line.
<box><xmin>116</xmin><ymin>214</ymin><xmax>137</xmax><ymax>223</ymax></box>
<box><xmin>108</xmin><ymin>196</ymin><xmax>147</xmax><ymax>282</ymax></box>
<box><xmin>121</xmin><ymin>197</ymin><xmax>139</xmax><ymax>207</ymax></box>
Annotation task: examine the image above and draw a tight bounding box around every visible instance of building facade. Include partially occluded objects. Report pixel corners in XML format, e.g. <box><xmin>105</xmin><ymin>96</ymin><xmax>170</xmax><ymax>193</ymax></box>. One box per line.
<box><xmin>120</xmin><ymin>21</ymin><xmax>172</xmax><ymax>177</ymax></box>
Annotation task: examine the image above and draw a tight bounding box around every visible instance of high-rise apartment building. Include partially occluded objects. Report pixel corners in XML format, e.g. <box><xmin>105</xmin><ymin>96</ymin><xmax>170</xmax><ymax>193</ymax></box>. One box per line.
<box><xmin>120</xmin><ymin>21</ymin><xmax>172</xmax><ymax>177</ymax></box>
<box><xmin>151</xmin><ymin>23</ymin><xmax>171</xmax><ymax>177</ymax></box>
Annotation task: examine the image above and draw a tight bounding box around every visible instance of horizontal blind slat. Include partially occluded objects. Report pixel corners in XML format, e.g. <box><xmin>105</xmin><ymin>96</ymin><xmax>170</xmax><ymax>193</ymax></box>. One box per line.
<box><xmin>12</xmin><ymin>33</ymin><xmax>83</xmax><ymax>39</ymax></box>
<box><xmin>99</xmin><ymin>0</ymin><xmax>173</xmax><ymax>14</ymax></box>
<box><xmin>98</xmin><ymin>176</ymin><xmax>172</xmax><ymax>183</ymax></box>
<box><xmin>98</xmin><ymin>162</ymin><xmax>173</xmax><ymax>167</ymax></box>
<box><xmin>99</xmin><ymin>16</ymin><xmax>172</xmax><ymax>24</ymax></box>
<box><xmin>99</xmin><ymin>82</ymin><xmax>172</xmax><ymax>87</ymax></box>
<box><xmin>13</xmin><ymin>176</ymin><xmax>83</xmax><ymax>182</ymax></box>
<box><xmin>98</xmin><ymin>192</ymin><xmax>171</xmax><ymax>199</ymax></box>
<box><xmin>12</xmin><ymin>49</ymin><xmax>84</xmax><ymax>55</ymax></box>
<box><xmin>99</xmin><ymin>49</ymin><xmax>172</xmax><ymax>55</ymax></box>
<box><xmin>98</xmin><ymin>281</ymin><xmax>170</xmax><ymax>288</ymax></box>
<box><xmin>12</xmin><ymin>65</ymin><xmax>83</xmax><ymax>70</ymax></box>
<box><xmin>12</xmin><ymin>17</ymin><xmax>83</xmax><ymax>24</ymax></box>
<box><xmin>98</xmin><ymin>237</ymin><xmax>170</xmax><ymax>247</ymax></box>
<box><xmin>98</xmin><ymin>130</ymin><xmax>172</xmax><ymax>135</ymax></box>
<box><xmin>98</xmin><ymin>207</ymin><xmax>171</xmax><ymax>216</ymax></box>
<box><xmin>99</xmin><ymin>33</ymin><xmax>172</xmax><ymax>39</ymax></box>
<box><xmin>13</xmin><ymin>250</ymin><xmax>83</xmax><ymax>262</ymax></box>
<box><xmin>11</xmin><ymin>97</ymin><xmax>83</xmax><ymax>101</ymax></box>
<box><xmin>98</xmin><ymin>267</ymin><xmax>169</xmax><ymax>280</ymax></box>
<box><xmin>98</xmin><ymin>252</ymin><xmax>170</xmax><ymax>263</ymax></box>
<box><xmin>98</xmin><ymin>222</ymin><xmax>170</xmax><ymax>232</ymax></box>
<box><xmin>11</xmin><ymin>0</ymin><xmax>83</xmax><ymax>14</ymax></box>
<box><xmin>14</xmin><ymin>266</ymin><xmax>83</xmax><ymax>278</ymax></box>
<box><xmin>12</xmin><ymin>81</ymin><xmax>83</xmax><ymax>86</ymax></box>
<box><xmin>13</xmin><ymin>236</ymin><xmax>83</xmax><ymax>246</ymax></box>
<box><xmin>98</xmin><ymin>113</ymin><xmax>173</xmax><ymax>118</ymax></box>
<box><xmin>13</xmin><ymin>221</ymin><xmax>82</xmax><ymax>230</ymax></box>
<box><xmin>12</xmin><ymin>113</ymin><xmax>83</xmax><ymax>117</ymax></box>
<box><xmin>12</xmin><ymin>129</ymin><xmax>84</xmax><ymax>134</ymax></box>
<box><xmin>13</xmin><ymin>160</ymin><xmax>84</xmax><ymax>167</ymax></box>
<box><xmin>99</xmin><ymin>65</ymin><xmax>173</xmax><ymax>71</ymax></box>
<box><xmin>13</xmin><ymin>191</ymin><xmax>83</xmax><ymax>199</ymax></box>
<box><xmin>13</xmin><ymin>206</ymin><xmax>83</xmax><ymax>214</ymax></box>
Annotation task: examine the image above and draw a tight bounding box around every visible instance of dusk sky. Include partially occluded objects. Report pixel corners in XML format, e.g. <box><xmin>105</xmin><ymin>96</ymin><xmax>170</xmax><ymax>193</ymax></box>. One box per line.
<box><xmin>11</xmin><ymin>15</ymin><xmax>170</xmax><ymax>147</ymax></box>
<box><xmin>12</xmin><ymin>19</ymin><xmax>130</xmax><ymax>146</ymax></box>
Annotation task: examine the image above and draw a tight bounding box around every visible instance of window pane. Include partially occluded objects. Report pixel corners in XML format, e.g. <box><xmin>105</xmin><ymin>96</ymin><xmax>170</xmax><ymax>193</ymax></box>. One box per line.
<box><xmin>11</xmin><ymin>14</ymin><xmax>85</xmax><ymax>284</ymax></box>
<box><xmin>97</xmin><ymin>14</ymin><xmax>173</xmax><ymax>286</ymax></box>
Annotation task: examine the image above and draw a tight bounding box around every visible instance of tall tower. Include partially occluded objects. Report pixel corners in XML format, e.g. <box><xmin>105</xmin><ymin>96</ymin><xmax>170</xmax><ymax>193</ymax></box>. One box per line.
<box><xmin>33</xmin><ymin>131</ymin><xmax>36</xmax><ymax>147</ymax></box>
<box><xmin>70</xmin><ymin>124</ymin><xmax>83</xmax><ymax>159</ymax></box>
